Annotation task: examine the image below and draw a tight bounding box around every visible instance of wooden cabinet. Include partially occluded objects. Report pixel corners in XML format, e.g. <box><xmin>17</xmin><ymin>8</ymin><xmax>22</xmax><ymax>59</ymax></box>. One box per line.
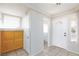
<box><xmin>0</xmin><ymin>32</ymin><xmax>1</xmax><ymax>54</ymax></box>
<box><xmin>1</xmin><ymin>31</ymin><xmax>23</xmax><ymax>54</ymax></box>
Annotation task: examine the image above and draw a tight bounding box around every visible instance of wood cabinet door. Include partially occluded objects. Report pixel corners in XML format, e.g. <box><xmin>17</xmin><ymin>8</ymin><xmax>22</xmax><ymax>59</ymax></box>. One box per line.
<box><xmin>1</xmin><ymin>31</ymin><xmax>15</xmax><ymax>53</ymax></box>
<box><xmin>14</xmin><ymin>31</ymin><xmax>23</xmax><ymax>49</ymax></box>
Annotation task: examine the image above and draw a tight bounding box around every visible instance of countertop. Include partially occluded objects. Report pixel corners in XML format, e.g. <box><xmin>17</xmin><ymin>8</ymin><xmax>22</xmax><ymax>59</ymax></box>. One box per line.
<box><xmin>0</xmin><ymin>28</ymin><xmax>24</xmax><ymax>31</ymax></box>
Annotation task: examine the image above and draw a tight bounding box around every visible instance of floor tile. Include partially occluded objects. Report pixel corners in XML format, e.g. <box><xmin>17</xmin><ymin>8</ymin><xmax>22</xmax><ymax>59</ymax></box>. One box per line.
<box><xmin>36</xmin><ymin>46</ymin><xmax>79</xmax><ymax>56</ymax></box>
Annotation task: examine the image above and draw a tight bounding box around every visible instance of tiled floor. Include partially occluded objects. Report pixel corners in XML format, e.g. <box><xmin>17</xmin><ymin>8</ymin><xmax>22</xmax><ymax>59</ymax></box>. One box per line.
<box><xmin>1</xmin><ymin>49</ymin><xmax>28</xmax><ymax>56</ymax></box>
<box><xmin>36</xmin><ymin>46</ymin><xmax>79</xmax><ymax>56</ymax></box>
<box><xmin>1</xmin><ymin>44</ymin><xmax>79</xmax><ymax>56</ymax></box>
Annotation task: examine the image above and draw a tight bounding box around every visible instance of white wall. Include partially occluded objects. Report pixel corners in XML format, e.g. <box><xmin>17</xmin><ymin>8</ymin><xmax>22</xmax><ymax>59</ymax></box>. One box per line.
<box><xmin>29</xmin><ymin>11</ymin><xmax>43</xmax><ymax>55</ymax></box>
<box><xmin>22</xmin><ymin>14</ymin><xmax>31</xmax><ymax>54</ymax></box>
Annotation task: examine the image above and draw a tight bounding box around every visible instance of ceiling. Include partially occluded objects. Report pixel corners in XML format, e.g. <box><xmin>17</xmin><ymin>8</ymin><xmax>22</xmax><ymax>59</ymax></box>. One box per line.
<box><xmin>24</xmin><ymin>3</ymin><xmax>79</xmax><ymax>17</ymax></box>
<box><xmin>0</xmin><ymin>3</ymin><xmax>29</xmax><ymax>17</ymax></box>
<box><xmin>0</xmin><ymin>3</ymin><xmax>79</xmax><ymax>17</ymax></box>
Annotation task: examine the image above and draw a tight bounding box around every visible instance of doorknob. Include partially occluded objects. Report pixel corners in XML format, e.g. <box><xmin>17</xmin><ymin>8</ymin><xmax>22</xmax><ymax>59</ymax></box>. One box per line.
<box><xmin>64</xmin><ymin>32</ymin><xmax>66</xmax><ymax>34</ymax></box>
<box><xmin>64</xmin><ymin>35</ymin><xmax>66</xmax><ymax>36</ymax></box>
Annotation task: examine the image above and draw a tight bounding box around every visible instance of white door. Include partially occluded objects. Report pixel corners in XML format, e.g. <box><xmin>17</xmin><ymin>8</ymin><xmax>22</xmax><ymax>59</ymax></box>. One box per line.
<box><xmin>52</xmin><ymin>17</ymin><xmax>69</xmax><ymax>49</ymax></box>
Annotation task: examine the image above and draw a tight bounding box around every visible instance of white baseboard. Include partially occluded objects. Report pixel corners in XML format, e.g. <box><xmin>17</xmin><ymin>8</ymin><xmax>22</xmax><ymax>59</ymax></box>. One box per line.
<box><xmin>66</xmin><ymin>49</ymin><xmax>79</xmax><ymax>55</ymax></box>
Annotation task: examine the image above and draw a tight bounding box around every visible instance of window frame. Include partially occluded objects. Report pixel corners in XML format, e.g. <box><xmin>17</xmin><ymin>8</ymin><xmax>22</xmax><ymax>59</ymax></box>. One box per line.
<box><xmin>0</xmin><ymin>13</ymin><xmax>22</xmax><ymax>29</ymax></box>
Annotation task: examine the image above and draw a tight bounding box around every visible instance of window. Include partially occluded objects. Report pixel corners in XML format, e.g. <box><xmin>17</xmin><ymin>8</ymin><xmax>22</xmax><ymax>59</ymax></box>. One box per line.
<box><xmin>0</xmin><ymin>13</ymin><xmax>2</xmax><ymax>28</ymax></box>
<box><xmin>43</xmin><ymin>23</ymin><xmax>48</xmax><ymax>33</ymax></box>
<box><xmin>69</xmin><ymin>14</ymin><xmax>78</xmax><ymax>42</ymax></box>
<box><xmin>3</xmin><ymin>15</ymin><xmax>20</xmax><ymax>28</ymax></box>
<box><xmin>43</xmin><ymin>17</ymin><xmax>49</xmax><ymax>34</ymax></box>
